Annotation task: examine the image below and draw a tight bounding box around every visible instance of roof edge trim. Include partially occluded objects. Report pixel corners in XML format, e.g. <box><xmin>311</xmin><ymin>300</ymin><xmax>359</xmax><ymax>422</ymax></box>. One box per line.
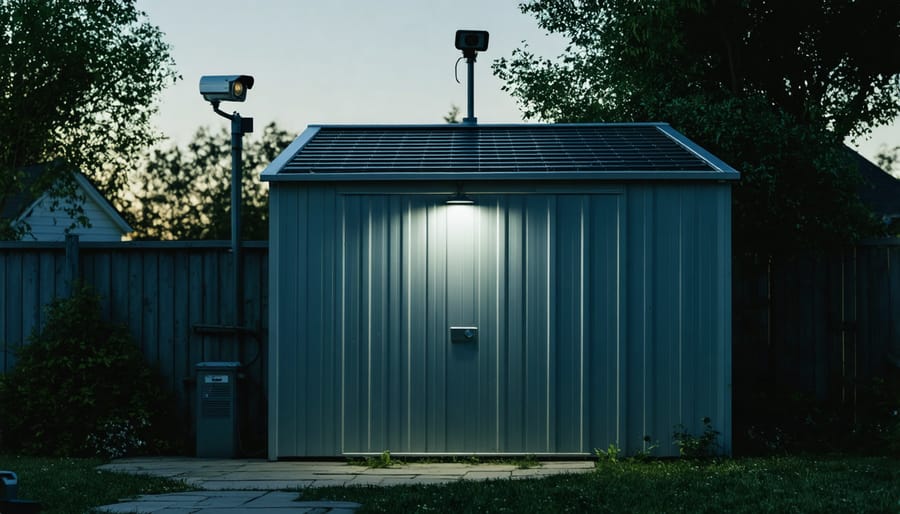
<box><xmin>73</xmin><ymin>173</ymin><xmax>133</xmax><ymax>233</ymax></box>
<box><xmin>264</xmin><ymin>171</ymin><xmax>741</xmax><ymax>182</ymax></box>
<box><xmin>302</xmin><ymin>121</ymin><xmax>671</xmax><ymax>130</ymax></box>
<box><xmin>261</xmin><ymin>126</ymin><xmax>320</xmax><ymax>181</ymax></box>
<box><xmin>657</xmin><ymin>125</ymin><xmax>740</xmax><ymax>177</ymax></box>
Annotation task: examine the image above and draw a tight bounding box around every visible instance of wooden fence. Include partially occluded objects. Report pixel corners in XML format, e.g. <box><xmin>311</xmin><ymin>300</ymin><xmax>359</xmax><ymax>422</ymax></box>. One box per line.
<box><xmin>0</xmin><ymin>239</ymin><xmax>268</xmax><ymax>455</ymax></box>
<box><xmin>1</xmin><ymin>238</ymin><xmax>898</xmax><ymax>454</ymax></box>
<box><xmin>732</xmin><ymin>240</ymin><xmax>900</xmax><ymax>417</ymax></box>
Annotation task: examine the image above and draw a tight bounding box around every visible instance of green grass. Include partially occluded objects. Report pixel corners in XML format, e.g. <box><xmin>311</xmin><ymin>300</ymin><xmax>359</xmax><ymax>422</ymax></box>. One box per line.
<box><xmin>301</xmin><ymin>456</ymin><xmax>900</xmax><ymax>513</ymax></box>
<box><xmin>0</xmin><ymin>455</ymin><xmax>194</xmax><ymax>514</ymax></box>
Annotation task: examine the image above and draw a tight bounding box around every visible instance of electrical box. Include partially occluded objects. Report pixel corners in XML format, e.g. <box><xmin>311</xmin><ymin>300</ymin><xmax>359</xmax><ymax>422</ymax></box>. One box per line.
<box><xmin>196</xmin><ymin>361</ymin><xmax>241</xmax><ymax>458</ymax></box>
<box><xmin>0</xmin><ymin>470</ymin><xmax>17</xmax><ymax>500</ymax></box>
<box><xmin>450</xmin><ymin>326</ymin><xmax>478</xmax><ymax>343</ymax></box>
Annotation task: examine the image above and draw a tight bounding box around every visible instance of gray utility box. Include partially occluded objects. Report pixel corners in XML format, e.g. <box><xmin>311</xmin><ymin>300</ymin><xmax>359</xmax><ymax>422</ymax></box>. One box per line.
<box><xmin>196</xmin><ymin>362</ymin><xmax>241</xmax><ymax>458</ymax></box>
<box><xmin>0</xmin><ymin>470</ymin><xmax>17</xmax><ymax>499</ymax></box>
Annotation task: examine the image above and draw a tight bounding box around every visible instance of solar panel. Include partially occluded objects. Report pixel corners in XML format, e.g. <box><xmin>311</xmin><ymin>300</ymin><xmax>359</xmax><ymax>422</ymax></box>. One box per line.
<box><xmin>280</xmin><ymin>125</ymin><xmax>717</xmax><ymax>175</ymax></box>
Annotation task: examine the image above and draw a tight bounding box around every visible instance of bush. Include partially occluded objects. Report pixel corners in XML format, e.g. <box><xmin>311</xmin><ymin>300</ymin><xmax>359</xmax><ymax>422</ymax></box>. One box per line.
<box><xmin>0</xmin><ymin>285</ymin><xmax>177</xmax><ymax>457</ymax></box>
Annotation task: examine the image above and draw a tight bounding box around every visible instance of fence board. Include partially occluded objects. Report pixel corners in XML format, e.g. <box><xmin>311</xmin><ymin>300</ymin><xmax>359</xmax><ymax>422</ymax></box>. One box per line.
<box><xmin>0</xmin><ymin>240</ymin><xmax>270</xmax><ymax>454</ymax></box>
<box><xmin>4</xmin><ymin>252</ymin><xmax>23</xmax><ymax>371</ymax></box>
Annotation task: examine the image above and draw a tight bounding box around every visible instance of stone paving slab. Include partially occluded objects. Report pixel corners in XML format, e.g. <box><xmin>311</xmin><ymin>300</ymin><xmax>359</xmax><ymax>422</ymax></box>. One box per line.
<box><xmin>195</xmin><ymin>480</ymin><xmax>316</xmax><ymax>491</ymax></box>
<box><xmin>97</xmin><ymin>457</ymin><xmax>596</xmax><ymax>512</ymax></box>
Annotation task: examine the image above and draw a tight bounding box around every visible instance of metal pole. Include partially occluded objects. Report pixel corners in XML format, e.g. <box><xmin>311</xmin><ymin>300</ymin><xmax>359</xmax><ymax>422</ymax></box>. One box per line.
<box><xmin>231</xmin><ymin>114</ymin><xmax>243</xmax><ymax>343</ymax></box>
<box><xmin>464</xmin><ymin>57</ymin><xmax>476</xmax><ymax>124</ymax></box>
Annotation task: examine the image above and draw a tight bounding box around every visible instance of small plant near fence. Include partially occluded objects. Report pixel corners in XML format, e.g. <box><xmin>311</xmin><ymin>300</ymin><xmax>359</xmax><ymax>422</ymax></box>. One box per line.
<box><xmin>594</xmin><ymin>418</ymin><xmax>721</xmax><ymax>465</ymax></box>
<box><xmin>365</xmin><ymin>450</ymin><xmax>398</xmax><ymax>468</ymax></box>
<box><xmin>594</xmin><ymin>436</ymin><xmax>658</xmax><ymax>466</ymax></box>
<box><xmin>673</xmin><ymin>417</ymin><xmax>720</xmax><ymax>458</ymax></box>
<box><xmin>633</xmin><ymin>436</ymin><xmax>659</xmax><ymax>462</ymax></box>
<box><xmin>594</xmin><ymin>443</ymin><xmax>622</xmax><ymax>464</ymax></box>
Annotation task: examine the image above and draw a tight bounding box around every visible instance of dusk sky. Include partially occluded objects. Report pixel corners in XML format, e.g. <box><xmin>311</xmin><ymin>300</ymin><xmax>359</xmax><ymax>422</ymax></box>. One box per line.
<box><xmin>138</xmin><ymin>0</ymin><xmax>897</xmax><ymax>169</ymax></box>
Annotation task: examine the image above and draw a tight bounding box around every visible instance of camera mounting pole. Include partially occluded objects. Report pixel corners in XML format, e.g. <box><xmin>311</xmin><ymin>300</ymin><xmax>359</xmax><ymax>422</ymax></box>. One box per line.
<box><xmin>463</xmin><ymin>51</ymin><xmax>476</xmax><ymax>124</ymax></box>
<box><xmin>210</xmin><ymin>99</ymin><xmax>253</xmax><ymax>343</ymax></box>
<box><xmin>455</xmin><ymin>30</ymin><xmax>489</xmax><ymax>125</ymax></box>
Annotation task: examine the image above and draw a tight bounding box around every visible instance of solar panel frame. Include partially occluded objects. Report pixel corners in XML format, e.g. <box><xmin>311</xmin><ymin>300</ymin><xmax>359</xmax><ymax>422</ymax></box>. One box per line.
<box><xmin>262</xmin><ymin>123</ymin><xmax>740</xmax><ymax>182</ymax></box>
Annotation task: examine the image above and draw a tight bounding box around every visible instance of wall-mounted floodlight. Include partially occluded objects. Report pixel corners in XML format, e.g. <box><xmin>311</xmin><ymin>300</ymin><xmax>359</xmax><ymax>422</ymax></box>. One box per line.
<box><xmin>454</xmin><ymin>30</ymin><xmax>489</xmax><ymax>124</ymax></box>
<box><xmin>199</xmin><ymin>75</ymin><xmax>254</xmax><ymax>103</ymax></box>
<box><xmin>446</xmin><ymin>184</ymin><xmax>475</xmax><ymax>205</ymax></box>
<box><xmin>446</xmin><ymin>193</ymin><xmax>475</xmax><ymax>205</ymax></box>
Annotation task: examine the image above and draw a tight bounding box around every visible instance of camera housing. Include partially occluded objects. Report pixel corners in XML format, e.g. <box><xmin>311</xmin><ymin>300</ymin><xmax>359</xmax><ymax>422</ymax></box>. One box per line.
<box><xmin>455</xmin><ymin>30</ymin><xmax>489</xmax><ymax>54</ymax></box>
<box><xmin>199</xmin><ymin>75</ymin><xmax>254</xmax><ymax>103</ymax></box>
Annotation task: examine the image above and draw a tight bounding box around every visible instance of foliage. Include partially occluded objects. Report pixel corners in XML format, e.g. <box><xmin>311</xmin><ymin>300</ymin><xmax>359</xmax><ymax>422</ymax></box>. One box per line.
<box><xmin>443</xmin><ymin>104</ymin><xmax>461</xmax><ymax>124</ymax></box>
<box><xmin>364</xmin><ymin>450</ymin><xmax>398</xmax><ymax>468</ymax></box>
<box><xmin>303</xmin><ymin>456</ymin><xmax>900</xmax><ymax>513</ymax></box>
<box><xmin>0</xmin><ymin>0</ymin><xmax>178</xmax><ymax>239</ymax></box>
<box><xmin>0</xmin><ymin>285</ymin><xmax>178</xmax><ymax>456</ymax></box>
<box><xmin>0</xmin><ymin>455</ymin><xmax>194</xmax><ymax>514</ymax></box>
<box><xmin>515</xmin><ymin>454</ymin><xmax>540</xmax><ymax>469</ymax></box>
<box><xmin>127</xmin><ymin>122</ymin><xmax>293</xmax><ymax>240</ymax></box>
<box><xmin>736</xmin><ymin>374</ymin><xmax>900</xmax><ymax>457</ymax></box>
<box><xmin>594</xmin><ymin>443</ymin><xmax>621</xmax><ymax>464</ymax></box>
<box><xmin>876</xmin><ymin>144</ymin><xmax>900</xmax><ymax>176</ymax></box>
<box><xmin>673</xmin><ymin>417</ymin><xmax>720</xmax><ymax>458</ymax></box>
<box><xmin>875</xmin><ymin>145</ymin><xmax>900</xmax><ymax>236</ymax></box>
<box><xmin>632</xmin><ymin>435</ymin><xmax>659</xmax><ymax>462</ymax></box>
<box><xmin>494</xmin><ymin>0</ymin><xmax>900</xmax><ymax>255</ymax></box>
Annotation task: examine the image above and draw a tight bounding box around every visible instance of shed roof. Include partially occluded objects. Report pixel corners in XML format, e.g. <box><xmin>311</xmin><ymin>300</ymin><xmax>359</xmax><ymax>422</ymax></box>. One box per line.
<box><xmin>262</xmin><ymin>123</ymin><xmax>739</xmax><ymax>182</ymax></box>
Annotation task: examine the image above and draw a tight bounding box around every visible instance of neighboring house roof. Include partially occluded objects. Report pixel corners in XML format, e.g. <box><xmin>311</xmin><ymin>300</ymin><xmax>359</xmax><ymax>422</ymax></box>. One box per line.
<box><xmin>5</xmin><ymin>164</ymin><xmax>132</xmax><ymax>241</ymax></box>
<box><xmin>0</xmin><ymin>164</ymin><xmax>44</xmax><ymax>221</ymax></box>
<box><xmin>262</xmin><ymin>123</ymin><xmax>740</xmax><ymax>182</ymax></box>
<box><xmin>852</xmin><ymin>149</ymin><xmax>900</xmax><ymax>223</ymax></box>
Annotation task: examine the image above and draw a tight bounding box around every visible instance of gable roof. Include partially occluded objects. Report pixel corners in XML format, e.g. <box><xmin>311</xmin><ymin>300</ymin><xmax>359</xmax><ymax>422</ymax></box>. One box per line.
<box><xmin>0</xmin><ymin>164</ymin><xmax>44</xmax><ymax>220</ymax></box>
<box><xmin>852</xmin><ymin>149</ymin><xmax>900</xmax><ymax>220</ymax></box>
<box><xmin>5</xmin><ymin>164</ymin><xmax>132</xmax><ymax>236</ymax></box>
<box><xmin>262</xmin><ymin>123</ymin><xmax>740</xmax><ymax>182</ymax></box>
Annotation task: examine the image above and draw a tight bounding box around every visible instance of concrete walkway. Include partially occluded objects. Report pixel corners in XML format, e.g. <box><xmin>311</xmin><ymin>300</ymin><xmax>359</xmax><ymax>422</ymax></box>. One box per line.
<box><xmin>95</xmin><ymin>457</ymin><xmax>595</xmax><ymax>513</ymax></box>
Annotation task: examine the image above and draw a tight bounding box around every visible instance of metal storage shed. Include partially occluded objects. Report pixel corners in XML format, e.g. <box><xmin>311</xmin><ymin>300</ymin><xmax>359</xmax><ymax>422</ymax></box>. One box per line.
<box><xmin>261</xmin><ymin>122</ymin><xmax>739</xmax><ymax>459</ymax></box>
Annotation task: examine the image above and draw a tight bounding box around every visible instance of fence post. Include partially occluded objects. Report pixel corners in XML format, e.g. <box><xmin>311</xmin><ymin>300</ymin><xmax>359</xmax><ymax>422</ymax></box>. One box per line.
<box><xmin>64</xmin><ymin>233</ymin><xmax>79</xmax><ymax>296</ymax></box>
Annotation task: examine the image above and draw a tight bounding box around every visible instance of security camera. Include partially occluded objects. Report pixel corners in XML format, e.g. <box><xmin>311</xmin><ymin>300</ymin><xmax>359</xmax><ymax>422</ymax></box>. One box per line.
<box><xmin>455</xmin><ymin>30</ymin><xmax>489</xmax><ymax>54</ymax></box>
<box><xmin>199</xmin><ymin>75</ymin><xmax>254</xmax><ymax>103</ymax></box>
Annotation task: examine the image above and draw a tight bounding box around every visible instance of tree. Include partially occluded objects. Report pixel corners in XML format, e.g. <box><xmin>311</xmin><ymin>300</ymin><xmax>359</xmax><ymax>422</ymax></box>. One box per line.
<box><xmin>128</xmin><ymin>122</ymin><xmax>294</xmax><ymax>240</ymax></box>
<box><xmin>0</xmin><ymin>0</ymin><xmax>177</xmax><ymax>239</ymax></box>
<box><xmin>877</xmin><ymin>145</ymin><xmax>900</xmax><ymax>178</ymax></box>
<box><xmin>444</xmin><ymin>104</ymin><xmax>462</xmax><ymax>124</ymax></box>
<box><xmin>495</xmin><ymin>0</ymin><xmax>900</xmax><ymax>254</ymax></box>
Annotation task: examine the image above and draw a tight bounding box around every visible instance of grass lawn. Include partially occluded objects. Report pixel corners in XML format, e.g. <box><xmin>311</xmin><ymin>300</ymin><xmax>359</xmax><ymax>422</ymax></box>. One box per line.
<box><xmin>301</xmin><ymin>455</ymin><xmax>900</xmax><ymax>513</ymax></box>
<box><xmin>0</xmin><ymin>455</ymin><xmax>194</xmax><ymax>514</ymax></box>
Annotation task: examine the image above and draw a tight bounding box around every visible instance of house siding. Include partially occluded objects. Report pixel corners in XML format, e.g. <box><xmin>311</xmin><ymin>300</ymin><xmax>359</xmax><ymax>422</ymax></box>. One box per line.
<box><xmin>16</xmin><ymin>179</ymin><xmax>129</xmax><ymax>242</ymax></box>
<box><xmin>268</xmin><ymin>181</ymin><xmax>732</xmax><ymax>458</ymax></box>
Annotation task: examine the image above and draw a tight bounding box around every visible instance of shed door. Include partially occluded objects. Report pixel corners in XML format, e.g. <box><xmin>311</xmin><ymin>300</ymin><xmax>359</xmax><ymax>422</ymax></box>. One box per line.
<box><xmin>338</xmin><ymin>193</ymin><xmax>622</xmax><ymax>455</ymax></box>
<box><xmin>442</xmin><ymin>203</ymin><xmax>493</xmax><ymax>451</ymax></box>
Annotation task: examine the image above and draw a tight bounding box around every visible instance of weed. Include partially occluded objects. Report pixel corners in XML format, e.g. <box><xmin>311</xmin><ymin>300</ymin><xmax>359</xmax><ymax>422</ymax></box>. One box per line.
<box><xmin>594</xmin><ymin>443</ymin><xmax>621</xmax><ymax>464</ymax></box>
<box><xmin>365</xmin><ymin>450</ymin><xmax>398</xmax><ymax>468</ymax></box>
<box><xmin>673</xmin><ymin>417</ymin><xmax>720</xmax><ymax>458</ymax></box>
<box><xmin>515</xmin><ymin>454</ymin><xmax>540</xmax><ymax>469</ymax></box>
<box><xmin>632</xmin><ymin>435</ymin><xmax>659</xmax><ymax>462</ymax></box>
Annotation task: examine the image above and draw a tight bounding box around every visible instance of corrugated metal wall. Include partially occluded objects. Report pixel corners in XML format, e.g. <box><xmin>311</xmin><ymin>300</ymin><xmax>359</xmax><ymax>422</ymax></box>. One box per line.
<box><xmin>268</xmin><ymin>183</ymin><xmax>732</xmax><ymax>458</ymax></box>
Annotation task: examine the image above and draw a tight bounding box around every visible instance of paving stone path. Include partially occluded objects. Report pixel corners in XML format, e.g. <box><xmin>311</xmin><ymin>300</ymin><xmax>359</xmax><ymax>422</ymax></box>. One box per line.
<box><xmin>95</xmin><ymin>458</ymin><xmax>594</xmax><ymax>513</ymax></box>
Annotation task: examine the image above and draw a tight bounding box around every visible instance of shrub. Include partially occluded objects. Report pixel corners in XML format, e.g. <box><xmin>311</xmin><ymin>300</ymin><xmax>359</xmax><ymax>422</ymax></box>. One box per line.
<box><xmin>0</xmin><ymin>285</ymin><xmax>176</xmax><ymax>457</ymax></box>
